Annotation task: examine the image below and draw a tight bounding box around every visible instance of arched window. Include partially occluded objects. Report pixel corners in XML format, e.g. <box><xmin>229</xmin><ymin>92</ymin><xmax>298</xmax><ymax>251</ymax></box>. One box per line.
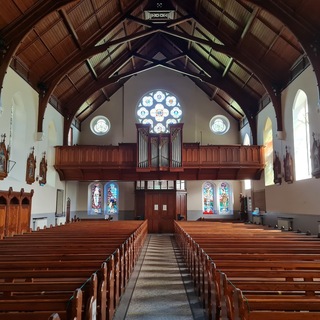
<box><xmin>243</xmin><ymin>133</ymin><xmax>251</xmax><ymax>189</ymax></box>
<box><xmin>219</xmin><ymin>182</ymin><xmax>231</xmax><ymax>214</ymax></box>
<box><xmin>243</xmin><ymin>133</ymin><xmax>250</xmax><ymax>146</ymax></box>
<box><xmin>88</xmin><ymin>182</ymin><xmax>103</xmax><ymax>215</ymax></box>
<box><xmin>293</xmin><ymin>90</ymin><xmax>311</xmax><ymax>180</ymax></box>
<box><xmin>202</xmin><ymin>182</ymin><xmax>215</xmax><ymax>214</ymax></box>
<box><xmin>104</xmin><ymin>182</ymin><xmax>119</xmax><ymax>215</ymax></box>
<box><xmin>136</xmin><ymin>90</ymin><xmax>182</xmax><ymax>133</ymax></box>
<box><xmin>263</xmin><ymin>118</ymin><xmax>274</xmax><ymax>186</ymax></box>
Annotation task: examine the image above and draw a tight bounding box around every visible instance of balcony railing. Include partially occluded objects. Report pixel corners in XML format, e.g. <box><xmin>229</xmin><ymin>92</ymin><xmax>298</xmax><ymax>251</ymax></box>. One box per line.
<box><xmin>54</xmin><ymin>143</ymin><xmax>264</xmax><ymax>181</ymax></box>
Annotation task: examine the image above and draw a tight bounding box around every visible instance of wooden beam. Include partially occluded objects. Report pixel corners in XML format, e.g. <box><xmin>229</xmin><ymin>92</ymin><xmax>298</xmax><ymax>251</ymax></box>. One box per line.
<box><xmin>0</xmin><ymin>0</ymin><xmax>78</xmax><ymax>94</ymax></box>
<box><xmin>58</xmin><ymin>8</ymin><xmax>81</xmax><ymax>49</ymax></box>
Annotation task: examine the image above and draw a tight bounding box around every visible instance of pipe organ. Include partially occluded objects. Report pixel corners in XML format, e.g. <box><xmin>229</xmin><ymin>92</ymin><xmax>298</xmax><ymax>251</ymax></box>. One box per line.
<box><xmin>171</xmin><ymin>125</ymin><xmax>182</xmax><ymax>168</ymax></box>
<box><xmin>136</xmin><ymin>123</ymin><xmax>183</xmax><ymax>171</ymax></box>
<box><xmin>137</xmin><ymin>125</ymin><xmax>149</xmax><ymax>168</ymax></box>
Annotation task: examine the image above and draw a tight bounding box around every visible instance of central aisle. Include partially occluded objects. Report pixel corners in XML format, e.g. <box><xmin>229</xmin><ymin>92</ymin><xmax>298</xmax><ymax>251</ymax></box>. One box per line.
<box><xmin>114</xmin><ymin>234</ymin><xmax>206</xmax><ymax>320</ymax></box>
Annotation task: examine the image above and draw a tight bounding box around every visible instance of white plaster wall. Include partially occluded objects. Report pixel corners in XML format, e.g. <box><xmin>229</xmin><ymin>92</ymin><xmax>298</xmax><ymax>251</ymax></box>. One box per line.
<box><xmin>3</xmin><ymin>62</ymin><xmax>320</xmax><ymax>221</ymax></box>
<box><xmin>0</xmin><ymin>68</ymin><xmax>68</xmax><ymax>217</ymax></box>
<box><xmin>79</xmin><ymin>67</ymin><xmax>239</xmax><ymax>146</ymax></box>
<box><xmin>251</xmin><ymin>66</ymin><xmax>320</xmax><ymax>215</ymax></box>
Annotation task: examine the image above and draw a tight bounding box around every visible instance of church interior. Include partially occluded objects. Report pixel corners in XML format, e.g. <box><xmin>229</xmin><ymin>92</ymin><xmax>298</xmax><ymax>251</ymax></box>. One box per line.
<box><xmin>1</xmin><ymin>0</ymin><xmax>320</xmax><ymax>319</ymax></box>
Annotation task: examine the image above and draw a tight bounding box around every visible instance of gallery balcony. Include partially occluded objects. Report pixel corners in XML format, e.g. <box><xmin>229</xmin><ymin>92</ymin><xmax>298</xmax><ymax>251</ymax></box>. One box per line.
<box><xmin>54</xmin><ymin>143</ymin><xmax>264</xmax><ymax>181</ymax></box>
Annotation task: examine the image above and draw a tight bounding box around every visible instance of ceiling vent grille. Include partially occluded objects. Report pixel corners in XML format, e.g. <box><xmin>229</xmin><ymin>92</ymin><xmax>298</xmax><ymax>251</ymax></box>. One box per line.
<box><xmin>144</xmin><ymin>0</ymin><xmax>175</xmax><ymax>22</ymax></box>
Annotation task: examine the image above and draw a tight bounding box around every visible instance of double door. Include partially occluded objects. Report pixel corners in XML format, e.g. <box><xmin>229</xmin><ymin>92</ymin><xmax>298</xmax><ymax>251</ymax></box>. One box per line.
<box><xmin>145</xmin><ymin>191</ymin><xmax>176</xmax><ymax>233</ymax></box>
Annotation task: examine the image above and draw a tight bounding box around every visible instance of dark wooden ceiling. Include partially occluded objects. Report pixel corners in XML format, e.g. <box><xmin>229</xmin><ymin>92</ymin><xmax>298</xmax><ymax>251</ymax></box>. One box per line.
<box><xmin>1</xmin><ymin>0</ymin><xmax>319</xmax><ymax>144</ymax></box>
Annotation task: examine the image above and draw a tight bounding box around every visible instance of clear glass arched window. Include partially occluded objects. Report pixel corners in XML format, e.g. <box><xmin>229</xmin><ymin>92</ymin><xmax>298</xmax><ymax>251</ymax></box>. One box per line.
<box><xmin>293</xmin><ymin>90</ymin><xmax>311</xmax><ymax>180</ymax></box>
<box><xmin>136</xmin><ymin>90</ymin><xmax>182</xmax><ymax>133</ymax></box>
<box><xmin>219</xmin><ymin>182</ymin><xmax>231</xmax><ymax>214</ymax></box>
<box><xmin>243</xmin><ymin>133</ymin><xmax>251</xmax><ymax>189</ymax></box>
<box><xmin>243</xmin><ymin>133</ymin><xmax>250</xmax><ymax>146</ymax></box>
<box><xmin>263</xmin><ymin>118</ymin><xmax>274</xmax><ymax>186</ymax></box>
<box><xmin>202</xmin><ymin>182</ymin><xmax>215</xmax><ymax>214</ymax></box>
<box><xmin>104</xmin><ymin>182</ymin><xmax>119</xmax><ymax>215</ymax></box>
<box><xmin>88</xmin><ymin>182</ymin><xmax>103</xmax><ymax>215</ymax></box>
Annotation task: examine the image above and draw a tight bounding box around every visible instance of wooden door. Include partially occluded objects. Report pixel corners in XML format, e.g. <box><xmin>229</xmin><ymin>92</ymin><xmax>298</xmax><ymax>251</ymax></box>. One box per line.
<box><xmin>146</xmin><ymin>193</ymin><xmax>160</xmax><ymax>233</ymax></box>
<box><xmin>145</xmin><ymin>191</ymin><xmax>176</xmax><ymax>233</ymax></box>
<box><xmin>176</xmin><ymin>191</ymin><xmax>187</xmax><ymax>220</ymax></box>
<box><xmin>6</xmin><ymin>203</ymin><xmax>19</xmax><ymax>236</ymax></box>
<box><xmin>0</xmin><ymin>204</ymin><xmax>6</xmax><ymax>239</ymax></box>
<box><xmin>19</xmin><ymin>205</ymin><xmax>30</xmax><ymax>234</ymax></box>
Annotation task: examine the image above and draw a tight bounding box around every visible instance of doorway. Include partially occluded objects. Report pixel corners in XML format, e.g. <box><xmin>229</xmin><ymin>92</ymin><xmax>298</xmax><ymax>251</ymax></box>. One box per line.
<box><xmin>145</xmin><ymin>191</ymin><xmax>176</xmax><ymax>233</ymax></box>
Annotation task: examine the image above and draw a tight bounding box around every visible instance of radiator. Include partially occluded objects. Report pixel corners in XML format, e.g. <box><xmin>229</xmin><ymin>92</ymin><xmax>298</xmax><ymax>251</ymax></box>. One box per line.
<box><xmin>277</xmin><ymin>217</ymin><xmax>293</xmax><ymax>231</ymax></box>
<box><xmin>252</xmin><ymin>215</ymin><xmax>263</xmax><ymax>225</ymax></box>
<box><xmin>32</xmin><ymin>217</ymin><xmax>48</xmax><ymax>230</ymax></box>
<box><xmin>56</xmin><ymin>216</ymin><xmax>66</xmax><ymax>226</ymax></box>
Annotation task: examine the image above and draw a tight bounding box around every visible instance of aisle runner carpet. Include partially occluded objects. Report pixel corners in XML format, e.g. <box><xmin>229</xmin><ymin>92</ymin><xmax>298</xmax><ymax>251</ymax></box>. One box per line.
<box><xmin>114</xmin><ymin>234</ymin><xmax>206</xmax><ymax>320</ymax></box>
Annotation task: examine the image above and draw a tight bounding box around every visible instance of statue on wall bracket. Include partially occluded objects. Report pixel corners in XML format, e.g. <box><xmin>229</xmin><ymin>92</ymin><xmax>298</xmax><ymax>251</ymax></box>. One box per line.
<box><xmin>283</xmin><ymin>146</ymin><xmax>294</xmax><ymax>183</ymax></box>
<box><xmin>273</xmin><ymin>151</ymin><xmax>282</xmax><ymax>185</ymax></box>
<box><xmin>26</xmin><ymin>147</ymin><xmax>36</xmax><ymax>185</ymax></box>
<box><xmin>0</xmin><ymin>133</ymin><xmax>9</xmax><ymax>180</ymax></box>
<box><xmin>38</xmin><ymin>152</ymin><xmax>47</xmax><ymax>186</ymax></box>
<box><xmin>311</xmin><ymin>132</ymin><xmax>320</xmax><ymax>178</ymax></box>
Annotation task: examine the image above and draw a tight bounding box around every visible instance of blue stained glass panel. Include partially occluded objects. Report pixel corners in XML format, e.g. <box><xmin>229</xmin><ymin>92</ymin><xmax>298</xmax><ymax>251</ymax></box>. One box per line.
<box><xmin>219</xmin><ymin>182</ymin><xmax>230</xmax><ymax>214</ymax></box>
<box><xmin>203</xmin><ymin>182</ymin><xmax>214</xmax><ymax>214</ymax></box>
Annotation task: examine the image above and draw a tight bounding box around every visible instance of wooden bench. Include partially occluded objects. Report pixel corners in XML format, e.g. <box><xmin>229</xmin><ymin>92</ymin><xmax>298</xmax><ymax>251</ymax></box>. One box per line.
<box><xmin>221</xmin><ymin>272</ymin><xmax>320</xmax><ymax>320</ymax></box>
<box><xmin>174</xmin><ymin>221</ymin><xmax>320</xmax><ymax>320</ymax></box>
<box><xmin>0</xmin><ymin>220</ymin><xmax>148</xmax><ymax>320</ymax></box>
<box><xmin>236</xmin><ymin>288</ymin><xmax>320</xmax><ymax>320</ymax></box>
<box><xmin>0</xmin><ymin>288</ymin><xmax>82</xmax><ymax>320</ymax></box>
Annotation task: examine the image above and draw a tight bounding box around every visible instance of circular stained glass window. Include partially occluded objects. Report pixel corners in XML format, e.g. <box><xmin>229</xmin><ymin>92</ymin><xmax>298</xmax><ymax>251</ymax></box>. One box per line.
<box><xmin>136</xmin><ymin>90</ymin><xmax>182</xmax><ymax>133</ymax></box>
<box><xmin>90</xmin><ymin>116</ymin><xmax>111</xmax><ymax>136</ymax></box>
<box><xmin>209</xmin><ymin>115</ymin><xmax>230</xmax><ymax>135</ymax></box>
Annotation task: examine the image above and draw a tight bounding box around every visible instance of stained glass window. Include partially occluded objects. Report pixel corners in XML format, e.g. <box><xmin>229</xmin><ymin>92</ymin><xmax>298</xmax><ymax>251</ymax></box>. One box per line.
<box><xmin>90</xmin><ymin>116</ymin><xmax>110</xmax><ymax>136</ymax></box>
<box><xmin>136</xmin><ymin>90</ymin><xmax>182</xmax><ymax>133</ymax></box>
<box><xmin>219</xmin><ymin>182</ymin><xmax>230</xmax><ymax>214</ymax></box>
<box><xmin>89</xmin><ymin>182</ymin><xmax>103</xmax><ymax>215</ymax></box>
<box><xmin>105</xmin><ymin>182</ymin><xmax>118</xmax><ymax>215</ymax></box>
<box><xmin>203</xmin><ymin>182</ymin><xmax>214</xmax><ymax>214</ymax></box>
<box><xmin>209</xmin><ymin>115</ymin><xmax>230</xmax><ymax>135</ymax></box>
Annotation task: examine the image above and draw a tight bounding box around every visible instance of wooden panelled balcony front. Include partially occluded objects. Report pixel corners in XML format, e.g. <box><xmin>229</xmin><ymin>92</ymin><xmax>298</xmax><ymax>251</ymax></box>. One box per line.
<box><xmin>54</xmin><ymin>143</ymin><xmax>264</xmax><ymax>181</ymax></box>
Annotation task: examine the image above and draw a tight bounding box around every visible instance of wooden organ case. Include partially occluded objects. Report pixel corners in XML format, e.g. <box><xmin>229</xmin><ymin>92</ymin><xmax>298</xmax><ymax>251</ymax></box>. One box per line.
<box><xmin>136</xmin><ymin>123</ymin><xmax>183</xmax><ymax>172</ymax></box>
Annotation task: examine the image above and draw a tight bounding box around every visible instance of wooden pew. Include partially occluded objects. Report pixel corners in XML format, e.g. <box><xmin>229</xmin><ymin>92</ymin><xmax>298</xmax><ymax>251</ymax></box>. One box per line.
<box><xmin>0</xmin><ymin>288</ymin><xmax>82</xmax><ymax>320</ymax></box>
<box><xmin>174</xmin><ymin>221</ymin><xmax>320</xmax><ymax>320</ymax></box>
<box><xmin>0</xmin><ymin>220</ymin><xmax>148</xmax><ymax>320</ymax></box>
<box><xmin>236</xmin><ymin>288</ymin><xmax>320</xmax><ymax>320</ymax></box>
<box><xmin>221</xmin><ymin>271</ymin><xmax>320</xmax><ymax>320</ymax></box>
